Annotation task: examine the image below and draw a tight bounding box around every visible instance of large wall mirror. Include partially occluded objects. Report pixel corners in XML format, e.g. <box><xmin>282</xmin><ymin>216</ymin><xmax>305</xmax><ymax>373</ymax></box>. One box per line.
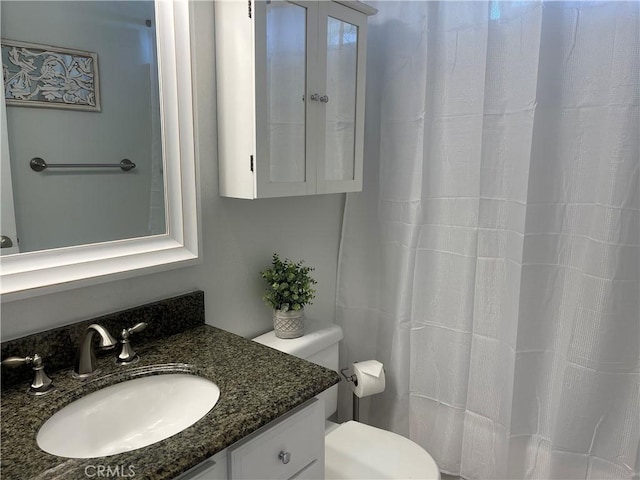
<box><xmin>0</xmin><ymin>0</ymin><xmax>199</xmax><ymax>301</ymax></box>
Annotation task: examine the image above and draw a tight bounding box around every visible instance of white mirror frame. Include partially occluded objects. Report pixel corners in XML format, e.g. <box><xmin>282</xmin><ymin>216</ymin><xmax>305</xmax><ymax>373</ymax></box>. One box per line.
<box><xmin>0</xmin><ymin>0</ymin><xmax>200</xmax><ymax>302</ymax></box>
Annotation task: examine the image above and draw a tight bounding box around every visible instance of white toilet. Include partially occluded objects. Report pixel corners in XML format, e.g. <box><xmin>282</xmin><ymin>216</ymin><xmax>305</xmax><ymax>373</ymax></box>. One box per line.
<box><xmin>253</xmin><ymin>319</ymin><xmax>440</xmax><ymax>479</ymax></box>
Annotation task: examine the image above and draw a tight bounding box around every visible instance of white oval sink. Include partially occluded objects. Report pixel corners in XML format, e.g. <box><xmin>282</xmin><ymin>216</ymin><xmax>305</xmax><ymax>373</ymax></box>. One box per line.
<box><xmin>37</xmin><ymin>374</ymin><xmax>220</xmax><ymax>458</ymax></box>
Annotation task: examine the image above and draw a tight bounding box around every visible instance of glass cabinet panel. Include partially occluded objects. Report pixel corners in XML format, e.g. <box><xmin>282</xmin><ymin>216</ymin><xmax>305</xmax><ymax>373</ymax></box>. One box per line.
<box><xmin>266</xmin><ymin>2</ymin><xmax>307</xmax><ymax>183</ymax></box>
<box><xmin>324</xmin><ymin>16</ymin><xmax>358</xmax><ymax>181</ymax></box>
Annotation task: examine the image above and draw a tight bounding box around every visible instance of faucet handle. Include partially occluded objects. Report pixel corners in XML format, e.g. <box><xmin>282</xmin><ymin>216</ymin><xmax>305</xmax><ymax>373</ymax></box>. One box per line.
<box><xmin>126</xmin><ymin>322</ymin><xmax>148</xmax><ymax>336</ymax></box>
<box><xmin>2</xmin><ymin>356</ymin><xmax>32</xmax><ymax>367</ymax></box>
<box><xmin>2</xmin><ymin>354</ymin><xmax>54</xmax><ymax>396</ymax></box>
<box><xmin>116</xmin><ymin>322</ymin><xmax>147</xmax><ymax>364</ymax></box>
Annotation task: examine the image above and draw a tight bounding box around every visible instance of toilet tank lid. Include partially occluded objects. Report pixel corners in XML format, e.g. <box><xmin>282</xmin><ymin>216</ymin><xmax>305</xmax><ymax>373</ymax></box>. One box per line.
<box><xmin>252</xmin><ymin>319</ymin><xmax>343</xmax><ymax>359</ymax></box>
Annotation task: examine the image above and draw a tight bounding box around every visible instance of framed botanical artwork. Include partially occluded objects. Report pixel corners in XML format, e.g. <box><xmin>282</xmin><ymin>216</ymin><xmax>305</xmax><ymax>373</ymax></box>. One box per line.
<box><xmin>1</xmin><ymin>39</ymin><xmax>100</xmax><ymax>112</ymax></box>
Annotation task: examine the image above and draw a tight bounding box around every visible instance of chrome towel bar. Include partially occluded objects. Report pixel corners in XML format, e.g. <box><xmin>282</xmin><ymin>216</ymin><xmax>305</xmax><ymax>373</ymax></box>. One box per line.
<box><xmin>30</xmin><ymin>157</ymin><xmax>136</xmax><ymax>172</ymax></box>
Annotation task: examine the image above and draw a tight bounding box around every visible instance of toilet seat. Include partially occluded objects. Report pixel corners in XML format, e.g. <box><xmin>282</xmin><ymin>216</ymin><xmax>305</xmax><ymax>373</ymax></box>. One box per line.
<box><xmin>325</xmin><ymin>421</ymin><xmax>440</xmax><ymax>479</ymax></box>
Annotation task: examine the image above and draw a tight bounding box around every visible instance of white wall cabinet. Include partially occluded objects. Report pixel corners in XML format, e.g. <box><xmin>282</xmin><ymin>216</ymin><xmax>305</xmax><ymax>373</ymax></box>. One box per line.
<box><xmin>215</xmin><ymin>0</ymin><xmax>377</xmax><ymax>199</ymax></box>
<box><xmin>176</xmin><ymin>399</ymin><xmax>324</xmax><ymax>480</ymax></box>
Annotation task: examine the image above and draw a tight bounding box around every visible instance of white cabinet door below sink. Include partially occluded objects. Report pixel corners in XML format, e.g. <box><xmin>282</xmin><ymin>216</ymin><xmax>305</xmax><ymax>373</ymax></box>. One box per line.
<box><xmin>175</xmin><ymin>399</ymin><xmax>324</xmax><ymax>480</ymax></box>
<box><xmin>229</xmin><ymin>399</ymin><xmax>324</xmax><ymax>479</ymax></box>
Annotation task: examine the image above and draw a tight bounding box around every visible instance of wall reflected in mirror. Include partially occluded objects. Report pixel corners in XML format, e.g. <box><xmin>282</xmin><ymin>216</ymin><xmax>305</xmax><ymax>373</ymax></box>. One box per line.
<box><xmin>1</xmin><ymin>1</ymin><xmax>166</xmax><ymax>255</ymax></box>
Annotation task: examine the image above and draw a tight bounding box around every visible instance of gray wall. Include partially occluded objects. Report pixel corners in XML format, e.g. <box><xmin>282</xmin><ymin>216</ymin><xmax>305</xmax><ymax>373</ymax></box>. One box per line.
<box><xmin>0</xmin><ymin>2</ymin><xmax>345</xmax><ymax>341</ymax></box>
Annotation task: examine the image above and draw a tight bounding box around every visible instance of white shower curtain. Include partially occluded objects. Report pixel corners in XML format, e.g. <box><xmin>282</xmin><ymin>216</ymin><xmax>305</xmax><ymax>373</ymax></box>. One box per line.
<box><xmin>336</xmin><ymin>2</ymin><xmax>639</xmax><ymax>479</ymax></box>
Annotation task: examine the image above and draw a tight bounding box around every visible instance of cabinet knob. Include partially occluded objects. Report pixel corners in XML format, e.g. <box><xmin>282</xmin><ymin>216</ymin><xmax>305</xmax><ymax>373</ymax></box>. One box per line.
<box><xmin>278</xmin><ymin>451</ymin><xmax>291</xmax><ymax>464</ymax></box>
<box><xmin>320</xmin><ymin>95</ymin><xmax>329</xmax><ymax>103</ymax></box>
<box><xmin>0</xmin><ymin>235</ymin><xmax>14</xmax><ymax>249</ymax></box>
<box><xmin>309</xmin><ymin>93</ymin><xmax>320</xmax><ymax>102</ymax></box>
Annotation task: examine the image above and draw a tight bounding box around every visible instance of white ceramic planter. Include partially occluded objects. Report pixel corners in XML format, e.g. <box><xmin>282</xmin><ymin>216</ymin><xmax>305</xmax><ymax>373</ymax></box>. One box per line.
<box><xmin>273</xmin><ymin>309</ymin><xmax>304</xmax><ymax>339</ymax></box>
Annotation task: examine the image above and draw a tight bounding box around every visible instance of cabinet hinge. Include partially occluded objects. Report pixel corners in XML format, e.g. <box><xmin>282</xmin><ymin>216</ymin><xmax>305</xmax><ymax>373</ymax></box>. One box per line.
<box><xmin>248</xmin><ymin>0</ymin><xmax>252</xmax><ymax>18</ymax></box>
<box><xmin>250</xmin><ymin>155</ymin><xmax>254</xmax><ymax>172</ymax></box>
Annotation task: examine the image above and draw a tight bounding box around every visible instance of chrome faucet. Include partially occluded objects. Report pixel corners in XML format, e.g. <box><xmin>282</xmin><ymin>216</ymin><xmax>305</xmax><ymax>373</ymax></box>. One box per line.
<box><xmin>73</xmin><ymin>324</ymin><xmax>117</xmax><ymax>379</ymax></box>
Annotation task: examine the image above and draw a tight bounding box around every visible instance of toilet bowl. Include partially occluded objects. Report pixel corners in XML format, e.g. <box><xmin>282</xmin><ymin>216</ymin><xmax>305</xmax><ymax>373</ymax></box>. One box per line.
<box><xmin>253</xmin><ymin>319</ymin><xmax>440</xmax><ymax>479</ymax></box>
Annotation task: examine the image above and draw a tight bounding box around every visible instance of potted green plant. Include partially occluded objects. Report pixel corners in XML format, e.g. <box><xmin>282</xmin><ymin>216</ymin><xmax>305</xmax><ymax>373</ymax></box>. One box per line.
<box><xmin>261</xmin><ymin>253</ymin><xmax>317</xmax><ymax>339</ymax></box>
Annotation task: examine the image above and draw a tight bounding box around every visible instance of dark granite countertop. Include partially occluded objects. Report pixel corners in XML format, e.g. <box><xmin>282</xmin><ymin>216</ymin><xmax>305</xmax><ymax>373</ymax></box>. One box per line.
<box><xmin>1</xmin><ymin>325</ymin><xmax>340</xmax><ymax>480</ymax></box>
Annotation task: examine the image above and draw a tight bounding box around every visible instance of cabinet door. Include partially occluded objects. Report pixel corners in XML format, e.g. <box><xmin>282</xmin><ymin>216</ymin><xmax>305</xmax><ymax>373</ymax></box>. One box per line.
<box><xmin>315</xmin><ymin>2</ymin><xmax>367</xmax><ymax>194</ymax></box>
<box><xmin>254</xmin><ymin>0</ymin><xmax>318</xmax><ymax>198</ymax></box>
<box><xmin>228</xmin><ymin>399</ymin><xmax>324</xmax><ymax>479</ymax></box>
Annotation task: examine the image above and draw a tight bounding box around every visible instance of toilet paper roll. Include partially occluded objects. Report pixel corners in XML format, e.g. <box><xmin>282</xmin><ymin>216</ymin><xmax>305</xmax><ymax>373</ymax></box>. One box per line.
<box><xmin>351</xmin><ymin>360</ymin><xmax>386</xmax><ymax>398</ymax></box>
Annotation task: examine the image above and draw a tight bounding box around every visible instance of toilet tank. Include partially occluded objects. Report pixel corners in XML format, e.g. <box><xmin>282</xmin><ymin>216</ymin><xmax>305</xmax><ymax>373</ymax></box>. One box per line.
<box><xmin>253</xmin><ymin>319</ymin><xmax>343</xmax><ymax>419</ymax></box>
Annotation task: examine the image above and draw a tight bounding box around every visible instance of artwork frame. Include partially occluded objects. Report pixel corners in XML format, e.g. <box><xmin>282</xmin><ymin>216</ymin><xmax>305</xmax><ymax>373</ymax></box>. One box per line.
<box><xmin>1</xmin><ymin>39</ymin><xmax>101</xmax><ymax>112</ymax></box>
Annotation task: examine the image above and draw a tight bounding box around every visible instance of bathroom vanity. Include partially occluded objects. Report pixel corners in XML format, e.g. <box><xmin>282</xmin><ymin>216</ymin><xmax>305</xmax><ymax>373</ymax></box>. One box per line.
<box><xmin>0</xmin><ymin>292</ymin><xmax>339</xmax><ymax>480</ymax></box>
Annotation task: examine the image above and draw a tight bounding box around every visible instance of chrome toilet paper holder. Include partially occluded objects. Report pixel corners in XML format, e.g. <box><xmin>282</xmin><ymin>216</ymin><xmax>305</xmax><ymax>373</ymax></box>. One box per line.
<box><xmin>340</xmin><ymin>363</ymin><xmax>387</xmax><ymax>422</ymax></box>
<box><xmin>340</xmin><ymin>367</ymin><xmax>358</xmax><ymax>386</ymax></box>
<box><xmin>340</xmin><ymin>367</ymin><xmax>361</xmax><ymax>421</ymax></box>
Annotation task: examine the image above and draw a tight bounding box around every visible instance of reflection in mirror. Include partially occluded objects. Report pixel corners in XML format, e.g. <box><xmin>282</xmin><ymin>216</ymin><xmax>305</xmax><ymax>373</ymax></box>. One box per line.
<box><xmin>1</xmin><ymin>0</ymin><xmax>198</xmax><ymax>300</ymax></box>
<box><xmin>325</xmin><ymin>16</ymin><xmax>358</xmax><ymax>182</ymax></box>
<box><xmin>266</xmin><ymin>1</ymin><xmax>307</xmax><ymax>183</ymax></box>
<box><xmin>1</xmin><ymin>0</ymin><xmax>165</xmax><ymax>255</ymax></box>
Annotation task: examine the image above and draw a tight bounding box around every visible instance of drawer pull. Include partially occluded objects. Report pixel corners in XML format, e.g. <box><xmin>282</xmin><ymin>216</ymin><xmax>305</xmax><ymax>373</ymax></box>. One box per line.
<box><xmin>279</xmin><ymin>451</ymin><xmax>291</xmax><ymax>464</ymax></box>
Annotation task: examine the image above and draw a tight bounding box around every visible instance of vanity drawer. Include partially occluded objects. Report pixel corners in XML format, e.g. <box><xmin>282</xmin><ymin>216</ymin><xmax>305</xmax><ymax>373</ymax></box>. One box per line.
<box><xmin>229</xmin><ymin>399</ymin><xmax>324</xmax><ymax>479</ymax></box>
